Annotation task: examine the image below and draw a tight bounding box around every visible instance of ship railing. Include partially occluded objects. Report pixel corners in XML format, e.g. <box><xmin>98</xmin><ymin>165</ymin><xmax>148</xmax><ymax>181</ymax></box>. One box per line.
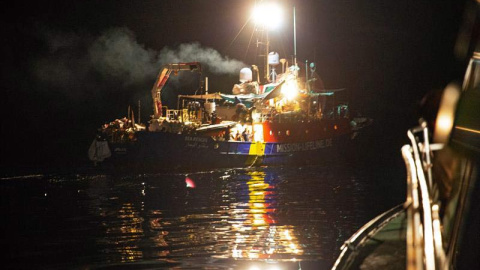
<box><xmin>166</xmin><ymin>109</ymin><xmax>189</xmax><ymax>122</ymax></box>
<box><xmin>259</xmin><ymin>113</ymin><xmax>273</xmax><ymax>122</ymax></box>
<box><xmin>272</xmin><ymin>111</ymin><xmax>308</xmax><ymax>123</ymax></box>
<box><xmin>402</xmin><ymin>120</ymin><xmax>448</xmax><ymax>270</ymax></box>
<box><xmin>188</xmin><ymin>109</ymin><xmax>199</xmax><ymax>121</ymax></box>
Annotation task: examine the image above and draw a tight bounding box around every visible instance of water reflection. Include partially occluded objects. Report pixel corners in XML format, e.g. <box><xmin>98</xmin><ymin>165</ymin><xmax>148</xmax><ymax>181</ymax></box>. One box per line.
<box><xmin>85</xmin><ymin>169</ymin><xmax>309</xmax><ymax>265</ymax></box>
<box><xmin>100</xmin><ymin>202</ymin><xmax>144</xmax><ymax>262</ymax></box>
<box><xmin>0</xmin><ymin>164</ymin><xmax>369</xmax><ymax>269</ymax></box>
<box><xmin>227</xmin><ymin>171</ymin><xmax>303</xmax><ymax>260</ymax></box>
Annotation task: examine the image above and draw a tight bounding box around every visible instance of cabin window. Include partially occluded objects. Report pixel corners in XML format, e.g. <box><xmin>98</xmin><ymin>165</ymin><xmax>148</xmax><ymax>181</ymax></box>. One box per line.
<box><xmin>270</xmin><ymin>130</ymin><xmax>273</xmax><ymax>136</ymax></box>
<box><xmin>278</xmin><ymin>131</ymin><xmax>281</xmax><ymax>136</ymax></box>
<box><xmin>286</xmin><ymin>130</ymin><xmax>290</xmax><ymax>136</ymax></box>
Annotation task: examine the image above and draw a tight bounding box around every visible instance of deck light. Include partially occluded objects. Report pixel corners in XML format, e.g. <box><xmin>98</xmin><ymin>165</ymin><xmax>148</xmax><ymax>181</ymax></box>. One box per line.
<box><xmin>252</xmin><ymin>2</ymin><xmax>283</xmax><ymax>30</ymax></box>
<box><xmin>281</xmin><ymin>79</ymin><xmax>298</xmax><ymax>100</ymax></box>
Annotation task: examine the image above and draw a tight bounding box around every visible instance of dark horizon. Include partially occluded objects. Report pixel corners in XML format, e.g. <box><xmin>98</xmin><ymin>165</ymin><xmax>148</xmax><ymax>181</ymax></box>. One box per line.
<box><xmin>0</xmin><ymin>0</ymin><xmax>471</xmax><ymax>175</ymax></box>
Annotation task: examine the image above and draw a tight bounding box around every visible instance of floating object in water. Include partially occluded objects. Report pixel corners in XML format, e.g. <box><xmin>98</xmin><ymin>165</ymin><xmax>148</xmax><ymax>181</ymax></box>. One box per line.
<box><xmin>185</xmin><ymin>177</ymin><xmax>196</xmax><ymax>188</ymax></box>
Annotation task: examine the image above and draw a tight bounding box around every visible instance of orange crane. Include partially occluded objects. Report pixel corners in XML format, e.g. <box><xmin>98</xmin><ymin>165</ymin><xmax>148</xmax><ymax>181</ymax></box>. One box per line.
<box><xmin>151</xmin><ymin>62</ymin><xmax>202</xmax><ymax>118</ymax></box>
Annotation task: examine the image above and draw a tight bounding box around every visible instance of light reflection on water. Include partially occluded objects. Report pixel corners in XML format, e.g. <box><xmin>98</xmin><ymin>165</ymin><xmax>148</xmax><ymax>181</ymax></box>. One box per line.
<box><xmin>2</xmin><ymin>164</ymin><xmax>375</xmax><ymax>269</ymax></box>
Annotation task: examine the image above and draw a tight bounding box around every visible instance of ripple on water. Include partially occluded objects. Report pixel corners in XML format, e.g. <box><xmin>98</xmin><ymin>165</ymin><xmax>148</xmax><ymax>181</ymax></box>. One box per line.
<box><xmin>2</xmin><ymin>164</ymin><xmax>377</xmax><ymax>269</ymax></box>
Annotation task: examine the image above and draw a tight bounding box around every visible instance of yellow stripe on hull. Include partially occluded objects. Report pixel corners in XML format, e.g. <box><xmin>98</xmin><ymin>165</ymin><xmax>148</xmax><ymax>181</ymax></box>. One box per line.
<box><xmin>245</xmin><ymin>142</ymin><xmax>266</xmax><ymax>166</ymax></box>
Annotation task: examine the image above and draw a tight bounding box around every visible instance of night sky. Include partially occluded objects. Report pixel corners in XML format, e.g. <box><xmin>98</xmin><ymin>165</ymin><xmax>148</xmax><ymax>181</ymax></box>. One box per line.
<box><xmin>1</xmin><ymin>0</ymin><xmax>472</xmax><ymax>174</ymax></box>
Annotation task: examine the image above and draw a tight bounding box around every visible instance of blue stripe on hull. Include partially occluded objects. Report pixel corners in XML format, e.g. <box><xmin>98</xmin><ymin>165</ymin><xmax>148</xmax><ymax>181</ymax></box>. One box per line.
<box><xmin>105</xmin><ymin>132</ymin><xmax>352</xmax><ymax>171</ymax></box>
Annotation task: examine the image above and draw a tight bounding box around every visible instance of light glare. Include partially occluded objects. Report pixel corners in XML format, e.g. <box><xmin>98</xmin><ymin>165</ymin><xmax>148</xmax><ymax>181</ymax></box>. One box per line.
<box><xmin>281</xmin><ymin>80</ymin><xmax>298</xmax><ymax>100</ymax></box>
<box><xmin>433</xmin><ymin>83</ymin><xmax>460</xmax><ymax>143</ymax></box>
<box><xmin>252</xmin><ymin>2</ymin><xmax>283</xmax><ymax>30</ymax></box>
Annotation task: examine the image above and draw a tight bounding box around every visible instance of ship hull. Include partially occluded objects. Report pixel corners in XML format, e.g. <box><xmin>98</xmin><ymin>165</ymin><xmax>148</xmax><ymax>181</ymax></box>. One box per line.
<box><xmin>102</xmin><ymin>130</ymin><xmax>354</xmax><ymax>172</ymax></box>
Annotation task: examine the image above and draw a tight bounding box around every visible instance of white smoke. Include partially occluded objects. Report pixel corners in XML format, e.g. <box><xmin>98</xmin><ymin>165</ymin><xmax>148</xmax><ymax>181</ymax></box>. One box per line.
<box><xmin>34</xmin><ymin>27</ymin><xmax>246</xmax><ymax>91</ymax></box>
<box><xmin>89</xmin><ymin>28</ymin><xmax>245</xmax><ymax>85</ymax></box>
<box><xmin>158</xmin><ymin>42</ymin><xmax>245</xmax><ymax>74</ymax></box>
<box><xmin>88</xmin><ymin>28</ymin><xmax>159</xmax><ymax>85</ymax></box>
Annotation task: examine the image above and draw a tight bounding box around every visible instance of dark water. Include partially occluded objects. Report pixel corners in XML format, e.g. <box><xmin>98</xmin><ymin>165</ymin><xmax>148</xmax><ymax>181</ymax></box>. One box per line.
<box><xmin>2</xmin><ymin>157</ymin><xmax>405</xmax><ymax>269</ymax></box>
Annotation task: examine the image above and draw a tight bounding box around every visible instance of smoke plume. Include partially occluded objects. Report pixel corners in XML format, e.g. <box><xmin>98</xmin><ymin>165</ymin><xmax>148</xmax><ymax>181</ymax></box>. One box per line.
<box><xmin>88</xmin><ymin>28</ymin><xmax>158</xmax><ymax>85</ymax></box>
<box><xmin>158</xmin><ymin>42</ymin><xmax>245</xmax><ymax>74</ymax></box>
<box><xmin>34</xmin><ymin>27</ymin><xmax>245</xmax><ymax>92</ymax></box>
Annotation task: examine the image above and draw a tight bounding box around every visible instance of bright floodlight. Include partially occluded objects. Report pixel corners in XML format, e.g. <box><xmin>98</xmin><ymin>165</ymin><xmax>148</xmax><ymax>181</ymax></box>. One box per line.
<box><xmin>281</xmin><ymin>79</ymin><xmax>298</xmax><ymax>100</ymax></box>
<box><xmin>252</xmin><ymin>2</ymin><xmax>283</xmax><ymax>30</ymax></box>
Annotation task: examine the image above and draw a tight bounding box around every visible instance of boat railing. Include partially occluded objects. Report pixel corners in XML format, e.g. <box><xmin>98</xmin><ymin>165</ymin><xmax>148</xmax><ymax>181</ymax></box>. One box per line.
<box><xmin>272</xmin><ymin>111</ymin><xmax>308</xmax><ymax>123</ymax></box>
<box><xmin>166</xmin><ymin>109</ymin><xmax>189</xmax><ymax>122</ymax></box>
<box><xmin>331</xmin><ymin>204</ymin><xmax>404</xmax><ymax>270</ymax></box>
<box><xmin>402</xmin><ymin>120</ymin><xmax>448</xmax><ymax>270</ymax></box>
<box><xmin>259</xmin><ymin>112</ymin><xmax>273</xmax><ymax>122</ymax></box>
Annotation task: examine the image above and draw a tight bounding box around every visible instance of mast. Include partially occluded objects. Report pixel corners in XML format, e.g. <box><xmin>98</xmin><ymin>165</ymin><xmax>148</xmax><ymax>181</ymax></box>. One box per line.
<box><xmin>293</xmin><ymin>6</ymin><xmax>297</xmax><ymax>78</ymax></box>
<box><xmin>253</xmin><ymin>1</ymin><xmax>283</xmax><ymax>83</ymax></box>
<box><xmin>265</xmin><ymin>30</ymin><xmax>270</xmax><ymax>83</ymax></box>
<box><xmin>305</xmin><ymin>60</ymin><xmax>309</xmax><ymax>91</ymax></box>
<box><xmin>138</xmin><ymin>100</ymin><xmax>141</xmax><ymax>124</ymax></box>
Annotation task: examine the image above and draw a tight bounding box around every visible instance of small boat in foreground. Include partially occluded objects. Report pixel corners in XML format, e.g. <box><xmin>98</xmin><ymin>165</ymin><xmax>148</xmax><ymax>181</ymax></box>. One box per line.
<box><xmin>332</xmin><ymin>51</ymin><xmax>480</xmax><ymax>270</ymax></box>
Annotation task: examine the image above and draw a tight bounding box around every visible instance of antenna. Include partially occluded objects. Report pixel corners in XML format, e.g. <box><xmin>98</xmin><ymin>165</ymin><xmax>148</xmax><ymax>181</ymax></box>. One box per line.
<box><xmin>138</xmin><ymin>100</ymin><xmax>141</xmax><ymax>124</ymax></box>
<box><xmin>293</xmin><ymin>6</ymin><xmax>297</xmax><ymax>77</ymax></box>
<box><xmin>305</xmin><ymin>60</ymin><xmax>309</xmax><ymax>91</ymax></box>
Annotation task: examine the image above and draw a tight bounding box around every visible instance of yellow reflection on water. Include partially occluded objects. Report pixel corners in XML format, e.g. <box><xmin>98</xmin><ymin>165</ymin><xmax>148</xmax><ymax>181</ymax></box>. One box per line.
<box><xmin>229</xmin><ymin>171</ymin><xmax>303</xmax><ymax>260</ymax></box>
<box><xmin>102</xmin><ymin>202</ymin><xmax>144</xmax><ymax>263</ymax></box>
<box><xmin>92</xmin><ymin>171</ymin><xmax>304</xmax><ymax>263</ymax></box>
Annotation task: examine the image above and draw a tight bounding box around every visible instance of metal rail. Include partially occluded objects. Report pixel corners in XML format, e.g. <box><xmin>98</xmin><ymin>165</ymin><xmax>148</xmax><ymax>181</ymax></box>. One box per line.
<box><xmin>331</xmin><ymin>204</ymin><xmax>404</xmax><ymax>270</ymax></box>
<box><xmin>332</xmin><ymin>120</ymin><xmax>450</xmax><ymax>270</ymax></box>
<box><xmin>403</xmin><ymin>121</ymin><xmax>447</xmax><ymax>270</ymax></box>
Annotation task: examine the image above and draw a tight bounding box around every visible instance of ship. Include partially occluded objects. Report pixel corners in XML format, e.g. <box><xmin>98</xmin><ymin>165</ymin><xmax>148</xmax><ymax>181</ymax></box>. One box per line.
<box><xmin>88</xmin><ymin>3</ymin><xmax>371</xmax><ymax>171</ymax></box>
<box><xmin>331</xmin><ymin>51</ymin><xmax>480</xmax><ymax>269</ymax></box>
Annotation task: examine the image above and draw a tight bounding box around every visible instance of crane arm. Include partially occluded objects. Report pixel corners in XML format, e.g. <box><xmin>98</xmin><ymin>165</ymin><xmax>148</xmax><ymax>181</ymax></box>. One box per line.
<box><xmin>151</xmin><ymin>62</ymin><xmax>202</xmax><ymax>118</ymax></box>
